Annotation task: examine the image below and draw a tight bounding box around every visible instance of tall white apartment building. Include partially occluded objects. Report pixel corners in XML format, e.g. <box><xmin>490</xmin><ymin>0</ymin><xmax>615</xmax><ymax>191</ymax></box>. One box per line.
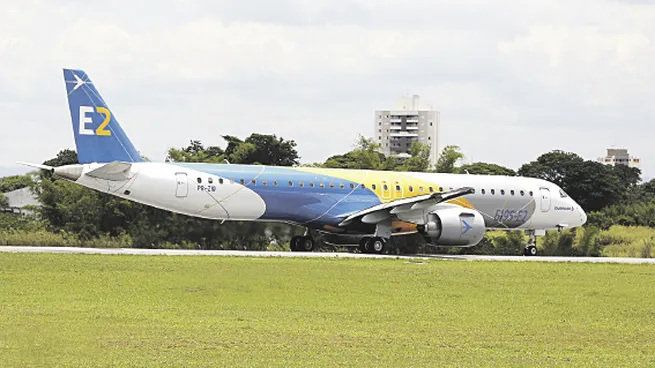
<box><xmin>375</xmin><ymin>94</ymin><xmax>440</xmax><ymax>167</ymax></box>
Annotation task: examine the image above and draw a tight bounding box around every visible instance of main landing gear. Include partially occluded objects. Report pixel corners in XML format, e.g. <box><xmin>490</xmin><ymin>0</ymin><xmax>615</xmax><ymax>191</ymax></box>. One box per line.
<box><xmin>358</xmin><ymin>237</ymin><xmax>387</xmax><ymax>254</ymax></box>
<box><xmin>523</xmin><ymin>230</ymin><xmax>537</xmax><ymax>256</ymax></box>
<box><xmin>290</xmin><ymin>235</ymin><xmax>315</xmax><ymax>252</ymax></box>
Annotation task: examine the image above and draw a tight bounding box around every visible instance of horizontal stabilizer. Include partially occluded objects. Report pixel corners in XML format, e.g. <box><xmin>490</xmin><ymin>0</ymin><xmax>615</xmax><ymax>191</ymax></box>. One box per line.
<box><xmin>86</xmin><ymin>162</ymin><xmax>133</xmax><ymax>181</ymax></box>
<box><xmin>16</xmin><ymin>161</ymin><xmax>54</xmax><ymax>172</ymax></box>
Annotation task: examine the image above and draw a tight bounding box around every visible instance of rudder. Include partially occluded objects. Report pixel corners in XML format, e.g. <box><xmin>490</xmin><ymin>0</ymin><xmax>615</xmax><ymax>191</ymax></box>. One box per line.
<box><xmin>63</xmin><ymin>68</ymin><xmax>143</xmax><ymax>164</ymax></box>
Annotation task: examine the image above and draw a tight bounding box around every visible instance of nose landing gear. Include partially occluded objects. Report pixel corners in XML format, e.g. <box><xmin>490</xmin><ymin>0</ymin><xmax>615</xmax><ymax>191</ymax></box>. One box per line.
<box><xmin>523</xmin><ymin>230</ymin><xmax>538</xmax><ymax>256</ymax></box>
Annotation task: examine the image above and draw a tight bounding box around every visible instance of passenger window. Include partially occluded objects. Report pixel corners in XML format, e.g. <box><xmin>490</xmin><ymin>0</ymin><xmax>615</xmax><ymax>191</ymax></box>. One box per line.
<box><xmin>340</xmin><ymin>183</ymin><xmax>345</xmax><ymax>189</ymax></box>
<box><xmin>529</xmin><ymin>191</ymin><xmax>534</xmax><ymax>196</ymax></box>
<box><xmin>299</xmin><ymin>182</ymin><xmax>304</xmax><ymax>188</ymax></box>
<box><xmin>320</xmin><ymin>183</ymin><xmax>325</xmax><ymax>188</ymax></box>
<box><xmin>240</xmin><ymin>179</ymin><xmax>245</xmax><ymax>185</ymax></box>
<box><xmin>510</xmin><ymin>190</ymin><xmax>515</xmax><ymax>196</ymax></box>
<box><xmin>520</xmin><ymin>190</ymin><xmax>525</xmax><ymax>196</ymax></box>
<box><xmin>395</xmin><ymin>185</ymin><xmax>401</xmax><ymax>191</ymax></box>
<box><xmin>197</xmin><ymin>178</ymin><xmax>202</xmax><ymax>184</ymax></box>
<box><xmin>500</xmin><ymin>189</ymin><xmax>505</xmax><ymax>195</ymax></box>
<box><xmin>273</xmin><ymin>180</ymin><xmax>278</xmax><ymax>186</ymax></box>
<box><xmin>429</xmin><ymin>187</ymin><xmax>434</xmax><ymax>193</ymax></box>
<box><xmin>330</xmin><ymin>183</ymin><xmax>335</xmax><ymax>188</ymax></box>
<box><xmin>208</xmin><ymin>178</ymin><xmax>213</xmax><ymax>184</ymax></box>
<box><xmin>482</xmin><ymin>189</ymin><xmax>486</xmax><ymax>195</ymax></box>
<box><xmin>409</xmin><ymin>186</ymin><xmax>414</xmax><ymax>192</ymax></box>
<box><xmin>230</xmin><ymin>179</ymin><xmax>235</xmax><ymax>184</ymax></box>
<box><xmin>309</xmin><ymin>182</ymin><xmax>314</xmax><ymax>188</ymax></box>
<box><xmin>289</xmin><ymin>181</ymin><xmax>293</xmax><ymax>187</ymax></box>
<box><xmin>439</xmin><ymin>187</ymin><xmax>443</xmax><ymax>192</ymax></box>
<box><xmin>219</xmin><ymin>178</ymin><xmax>224</xmax><ymax>185</ymax></box>
<box><xmin>350</xmin><ymin>183</ymin><xmax>355</xmax><ymax>189</ymax></box>
<box><xmin>252</xmin><ymin>179</ymin><xmax>257</xmax><ymax>185</ymax></box>
<box><xmin>491</xmin><ymin>189</ymin><xmax>495</xmax><ymax>195</ymax></box>
<box><xmin>262</xmin><ymin>180</ymin><xmax>268</xmax><ymax>186</ymax></box>
<box><xmin>419</xmin><ymin>187</ymin><xmax>424</xmax><ymax>192</ymax></box>
<box><xmin>360</xmin><ymin>184</ymin><xmax>366</xmax><ymax>189</ymax></box>
<box><xmin>372</xmin><ymin>184</ymin><xmax>377</xmax><ymax>190</ymax></box>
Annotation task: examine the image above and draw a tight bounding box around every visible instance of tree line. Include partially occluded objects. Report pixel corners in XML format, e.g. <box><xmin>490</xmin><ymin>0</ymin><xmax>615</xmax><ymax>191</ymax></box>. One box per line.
<box><xmin>1</xmin><ymin>133</ymin><xmax>653</xmax><ymax>255</ymax></box>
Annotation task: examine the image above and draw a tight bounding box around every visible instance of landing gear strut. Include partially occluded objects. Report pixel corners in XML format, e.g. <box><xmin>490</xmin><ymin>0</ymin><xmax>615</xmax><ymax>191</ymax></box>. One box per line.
<box><xmin>358</xmin><ymin>237</ymin><xmax>387</xmax><ymax>254</ymax></box>
<box><xmin>523</xmin><ymin>230</ymin><xmax>537</xmax><ymax>256</ymax></box>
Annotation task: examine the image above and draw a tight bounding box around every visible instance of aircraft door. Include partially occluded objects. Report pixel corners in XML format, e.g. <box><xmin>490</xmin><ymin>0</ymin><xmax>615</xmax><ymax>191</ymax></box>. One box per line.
<box><xmin>381</xmin><ymin>180</ymin><xmax>391</xmax><ymax>200</ymax></box>
<box><xmin>540</xmin><ymin>188</ymin><xmax>551</xmax><ymax>212</ymax></box>
<box><xmin>175</xmin><ymin>173</ymin><xmax>188</xmax><ymax>197</ymax></box>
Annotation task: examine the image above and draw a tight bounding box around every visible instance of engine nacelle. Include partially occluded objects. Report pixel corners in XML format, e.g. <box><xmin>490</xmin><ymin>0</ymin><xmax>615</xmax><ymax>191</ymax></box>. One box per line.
<box><xmin>421</xmin><ymin>207</ymin><xmax>485</xmax><ymax>247</ymax></box>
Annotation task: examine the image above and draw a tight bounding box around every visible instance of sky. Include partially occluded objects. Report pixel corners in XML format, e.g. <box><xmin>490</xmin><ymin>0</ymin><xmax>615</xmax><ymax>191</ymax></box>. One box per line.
<box><xmin>1</xmin><ymin>0</ymin><xmax>654</xmax><ymax>179</ymax></box>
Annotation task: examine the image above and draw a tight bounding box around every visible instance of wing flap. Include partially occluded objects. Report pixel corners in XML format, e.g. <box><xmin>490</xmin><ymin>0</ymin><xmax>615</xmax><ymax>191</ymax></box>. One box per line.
<box><xmin>338</xmin><ymin>186</ymin><xmax>475</xmax><ymax>226</ymax></box>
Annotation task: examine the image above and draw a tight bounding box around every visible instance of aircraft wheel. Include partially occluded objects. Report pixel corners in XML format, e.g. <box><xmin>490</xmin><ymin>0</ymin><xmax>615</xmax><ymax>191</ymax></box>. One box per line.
<box><xmin>359</xmin><ymin>237</ymin><xmax>371</xmax><ymax>253</ymax></box>
<box><xmin>523</xmin><ymin>245</ymin><xmax>537</xmax><ymax>256</ymax></box>
<box><xmin>289</xmin><ymin>236</ymin><xmax>301</xmax><ymax>252</ymax></box>
<box><xmin>371</xmin><ymin>237</ymin><xmax>386</xmax><ymax>254</ymax></box>
<box><xmin>298</xmin><ymin>236</ymin><xmax>315</xmax><ymax>252</ymax></box>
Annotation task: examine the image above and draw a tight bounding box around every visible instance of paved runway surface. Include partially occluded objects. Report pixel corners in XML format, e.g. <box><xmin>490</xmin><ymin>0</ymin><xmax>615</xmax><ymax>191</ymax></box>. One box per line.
<box><xmin>1</xmin><ymin>246</ymin><xmax>655</xmax><ymax>264</ymax></box>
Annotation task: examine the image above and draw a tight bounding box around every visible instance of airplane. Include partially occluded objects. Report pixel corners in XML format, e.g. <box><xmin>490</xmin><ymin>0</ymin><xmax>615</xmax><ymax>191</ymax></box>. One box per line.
<box><xmin>20</xmin><ymin>69</ymin><xmax>587</xmax><ymax>256</ymax></box>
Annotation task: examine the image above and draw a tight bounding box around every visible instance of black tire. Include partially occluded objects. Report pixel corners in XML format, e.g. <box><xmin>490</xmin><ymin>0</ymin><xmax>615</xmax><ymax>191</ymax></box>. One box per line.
<box><xmin>298</xmin><ymin>236</ymin><xmax>314</xmax><ymax>252</ymax></box>
<box><xmin>359</xmin><ymin>237</ymin><xmax>370</xmax><ymax>253</ymax></box>
<box><xmin>371</xmin><ymin>237</ymin><xmax>385</xmax><ymax>254</ymax></box>
<box><xmin>289</xmin><ymin>236</ymin><xmax>301</xmax><ymax>252</ymax></box>
<box><xmin>523</xmin><ymin>245</ymin><xmax>537</xmax><ymax>256</ymax></box>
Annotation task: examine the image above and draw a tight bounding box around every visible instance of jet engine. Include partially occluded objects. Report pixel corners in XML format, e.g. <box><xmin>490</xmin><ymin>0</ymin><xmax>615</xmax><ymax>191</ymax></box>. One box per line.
<box><xmin>419</xmin><ymin>207</ymin><xmax>485</xmax><ymax>247</ymax></box>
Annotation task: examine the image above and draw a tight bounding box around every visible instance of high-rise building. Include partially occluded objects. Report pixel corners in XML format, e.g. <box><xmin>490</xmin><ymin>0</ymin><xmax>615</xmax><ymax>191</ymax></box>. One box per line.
<box><xmin>374</xmin><ymin>95</ymin><xmax>440</xmax><ymax>167</ymax></box>
<box><xmin>597</xmin><ymin>148</ymin><xmax>641</xmax><ymax>168</ymax></box>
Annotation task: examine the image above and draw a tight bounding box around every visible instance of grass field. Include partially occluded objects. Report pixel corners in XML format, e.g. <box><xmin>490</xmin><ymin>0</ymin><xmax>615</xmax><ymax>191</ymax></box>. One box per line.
<box><xmin>1</xmin><ymin>254</ymin><xmax>654</xmax><ymax>367</ymax></box>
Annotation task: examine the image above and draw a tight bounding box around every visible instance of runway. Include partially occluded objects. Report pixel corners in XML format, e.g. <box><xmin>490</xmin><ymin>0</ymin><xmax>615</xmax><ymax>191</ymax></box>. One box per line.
<box><xmin>1</xmin><ymin>246</ymin><xmax>655</xmax><ymax>264</ymax></box>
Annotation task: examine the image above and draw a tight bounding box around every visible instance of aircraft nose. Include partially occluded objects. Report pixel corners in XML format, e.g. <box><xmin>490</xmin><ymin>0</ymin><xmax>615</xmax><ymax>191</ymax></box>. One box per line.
<box><xmin>580</xmin><ymin>209</ymin><xmax>587</xmax><ymax>226</ymax></box>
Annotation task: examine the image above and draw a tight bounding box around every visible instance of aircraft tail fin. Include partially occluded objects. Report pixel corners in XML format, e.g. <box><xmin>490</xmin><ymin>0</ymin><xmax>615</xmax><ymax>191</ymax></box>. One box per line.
<box><xmin>63</xmin><ymin>68</ymin><xmax>144</xmax><ymax>164</ymax></box>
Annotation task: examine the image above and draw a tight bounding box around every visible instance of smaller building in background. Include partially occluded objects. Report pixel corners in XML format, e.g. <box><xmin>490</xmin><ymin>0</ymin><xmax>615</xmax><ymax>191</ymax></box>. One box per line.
<box><xmin>2</xmin><ymin>187</ymin><xmax>40</xmax><ymax>216</ymax></box>
<box><xmin>597</xmin><ymin>148</ymin><xmax>641</xmax><ymax>169</ymax></box>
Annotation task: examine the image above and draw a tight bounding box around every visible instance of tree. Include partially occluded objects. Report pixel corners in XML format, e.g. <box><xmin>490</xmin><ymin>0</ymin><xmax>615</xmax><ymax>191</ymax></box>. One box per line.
<box><xmin>518</xmin><ymin>150</ymin><xmax>583</xmax><ymax>188</ymax></box>
<box><xmin>457</xmin><ymin>162</ymin><xmax>516</xmax><ymax>176</ymax></box>
<box><xmin>0</xmin><ymin>175</ymin><xmax>34</xmax><ymax>193</ymax></box>
<box><xmin>240</xmin><ymin>133</ymin><xmax>300</xmax><ymax>166</ymax></box>
<box><xmin>43</xmin><ymin>149</ymin><xmax>78</xmax><ymax>167</ymax></box>
<box><xmin>167</xmin><ymin>134</ymin><xmax>300</xmax><ymax>167</ymax></box>
<box><xmin>519</xmin><ymin>150</ymin><xmax>629</xmax><ymax>212</ymax></box>
<box><xmin>0</xmin><ymin>193</ymin><xmax>8</xmax><ymax>210</ymax></box>
<box><xmin>323</xmin><ymin>136</ymin><xmax>391</xmax><ymax>170</ymax></box>
<box><xmin>435</xmin><ymin>145</ymin><xmax>464</xmax><ymax>173</ymax></box>
<box><xmin>395</xmin><ymin>142</ymin><xmax>432</xmax><ymax>172</ymax></box>
<box><xmin>166</xmin><ymin>140</ymin><xmax>225</xmax><ymax>163</ymax></box>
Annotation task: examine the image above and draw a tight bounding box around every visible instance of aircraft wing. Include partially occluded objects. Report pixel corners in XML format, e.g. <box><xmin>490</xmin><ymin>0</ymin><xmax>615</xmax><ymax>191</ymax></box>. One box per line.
<box><xmin>337</xmin><ymin>186</ymin><xmax>475</xmax><ymax>226</ymax></box>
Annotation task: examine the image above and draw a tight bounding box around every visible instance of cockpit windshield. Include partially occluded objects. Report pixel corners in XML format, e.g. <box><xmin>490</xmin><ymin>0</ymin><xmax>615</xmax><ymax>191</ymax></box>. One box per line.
<box><xmin>559</xmin><ymin>189</ymin><xmax>568</xmax><ymax>198</ymax></box>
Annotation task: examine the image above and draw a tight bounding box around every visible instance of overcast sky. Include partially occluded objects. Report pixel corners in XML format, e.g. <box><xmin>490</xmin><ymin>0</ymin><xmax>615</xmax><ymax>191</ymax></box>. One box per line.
<box><xmin>1</xmin><ymin>0</ymin><xmax>654</xmax><ymax>179</ymax></box>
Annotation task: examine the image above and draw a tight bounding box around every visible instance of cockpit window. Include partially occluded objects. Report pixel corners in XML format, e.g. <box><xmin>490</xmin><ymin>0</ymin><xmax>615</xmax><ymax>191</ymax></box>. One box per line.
<box><xmin>559</xmin><ymin>189</ymin><xmax>568</xmax><ymax>198</ymax></box>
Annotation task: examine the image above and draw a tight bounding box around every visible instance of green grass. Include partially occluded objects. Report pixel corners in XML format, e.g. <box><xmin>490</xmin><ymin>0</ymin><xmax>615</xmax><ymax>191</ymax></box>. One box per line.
<box><xmin>0</xmin><ymin>254</ymin><xmax>654</xmax><ymax>367</ymax></box>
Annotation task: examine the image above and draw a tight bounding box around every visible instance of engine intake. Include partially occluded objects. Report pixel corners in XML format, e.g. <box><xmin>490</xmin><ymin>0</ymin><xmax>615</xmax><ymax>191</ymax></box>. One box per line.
<box><xmin>421</xmin><ymin>207</ymin><xmax>485</xmax><ymax>247</ymax></box>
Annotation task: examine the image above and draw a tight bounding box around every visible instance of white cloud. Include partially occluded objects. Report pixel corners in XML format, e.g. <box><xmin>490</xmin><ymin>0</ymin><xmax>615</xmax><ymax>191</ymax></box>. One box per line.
<box><xmin>0</xmin><ymin>0</ymin><xmax>654</xmax><ymax>177</ymax></box>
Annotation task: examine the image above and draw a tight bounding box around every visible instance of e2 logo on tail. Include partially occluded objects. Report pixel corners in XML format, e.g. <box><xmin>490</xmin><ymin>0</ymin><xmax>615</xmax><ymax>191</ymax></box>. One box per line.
<box><xmin>79</xmin><ymin>106</ymin><xmax>111</xmax><ymax>136</ymax></box>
